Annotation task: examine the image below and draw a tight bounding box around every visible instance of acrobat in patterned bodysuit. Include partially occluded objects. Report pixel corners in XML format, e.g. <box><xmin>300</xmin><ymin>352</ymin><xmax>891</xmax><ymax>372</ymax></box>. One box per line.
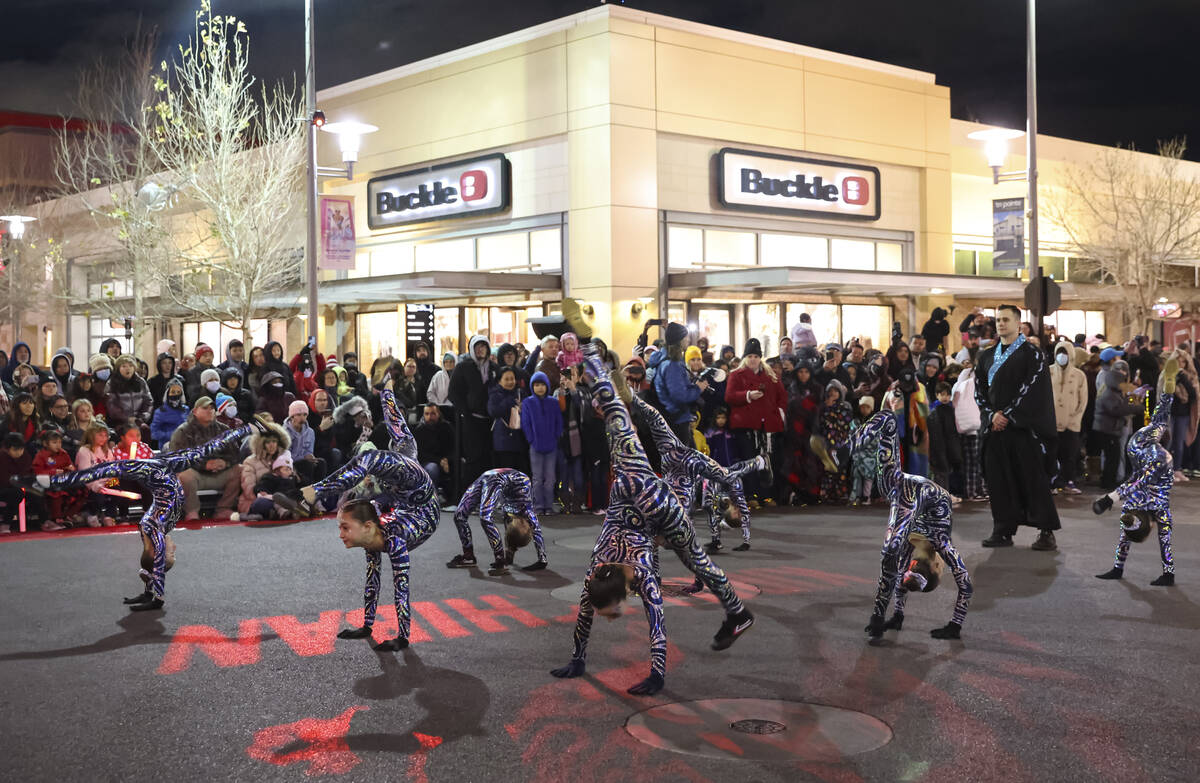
<box><xmin>22</xmin><ymin>421</ymin><xmax>262</xmax><ymax>610</ymax></box>
<box><xmin>851</xmin><ymin>410</ymin><xmax>973</xmax><ymax>639</ymax></box>
<box><xmin>380</xmin><ymin>386</ymin><xmax>417</xmax><ymax>461</ymax></box>
<box><xmin>450</xmin><ymin>468</ymin><xmax>547</xmax><ymax>569</ymax></box>
<box><xmin>625</xmin><ymin>392</ymin><xmax>756</xmax><ymax>551</ymax></box>
<box><xmin>317</xmin><ymin>450</ymin><xmax>441</xmax><ymax>647</ymax></box>
<box><xmin>1094</xmin><ymin>359</ymin><xmax>1177</xmax><ymax>586</ymax></box>
<box><xmin>550</xmin><ymin>345</ymin><xmax>755</xmax><ymax>695</ymax></box>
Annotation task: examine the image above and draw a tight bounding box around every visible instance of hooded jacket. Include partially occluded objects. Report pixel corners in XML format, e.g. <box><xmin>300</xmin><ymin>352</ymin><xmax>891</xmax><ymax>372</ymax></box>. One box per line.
<box><xmin>148</xmin><ymin>353</ymin><xmax>179</xmax><ymax>410</ymax></box>
<box><xmin>2</xmin><ymin>342</ymin><xmax>35</xmax><ymax>385</ymax></box>
<box><xmin>487</xmin><ymin>377</ymin><xmax>526</xmax><ymax>453</ymax></box>
<box><xmin>555</xmin><ymin>333</ymin><xmax>584</xmax><ymax>371</ymax></box>
<box><xmin>448</xmin><ymin>336</ymin><xmax>495</xmax><ymax>418</ymax></box>
<box><xmin>105</xmin><ymin>359</ymin><xmax>154</xmax><ymax>426</ymax></box>
<box><xmin>239</xmin><ymin>422</ymin><xmax>291</xmax><ymax>513</ymax></box>
<box><xmin>920</xmin><ymin>308</ymin><xmax>951</xmax><ymax>354</ymax></box>
<box><xmin>1050</xmin><ymin>342</ymin><xmax>1087</xmax><ymax>432</ymax></box>
<box><xmin>262</xmin><ymin>341</ymin><xmax>297</xmax><ymax>395</ymax></box>
<box><xmin>412</xmin><ymin>342</ymin><xmax>438</xmax><ymax>402</ymax></box>
<box><xmin>50</xmin><ymin>349</ymin><xmax>77</xmax><ymax>397</ymax></box>
<box><xmin>494</xmin><ymin>343</ymin><xmax>529</xmax><ymax>391</ymax></box>
<box><xmin>521</xmin><ymin>371</ymin><xmax>562</xmax><ymax>453</ymax></box>
<box><xmin>255</xmin><ymin>370</ymin><xmax>297</xmax><ymax>423</ymax></box>
<box><xmin>220</xmin><ymin>366</ymin><xmax>257</xmax><ymax>418</ymax></box>
<box><xmin>150</xmin><ymin>377</ymin><xmax>189</xmax><ymax>447</ymax></box>
<box><xmin>332</xmin><ymin>395</ymin><xmax>372</xmax><ymax>456</ymax></box>
<box><xmin>650</xmin><ymin>345</ymin><xmax>703</xmax><ymax>426</ymax></box>
<box><xmin>1093</xmin><ymin>361</ymin><xmax>1143</xmax><ymax>435</ymax></box>
<box><xmin>218</xmin><ymin>339</ymin><xmax>249</xmax><ymax>377</ymax></box>
<box><xmin>289</xmin><ymin>347</ymin><xmax>327</xmax><ymax>402</ymax></box>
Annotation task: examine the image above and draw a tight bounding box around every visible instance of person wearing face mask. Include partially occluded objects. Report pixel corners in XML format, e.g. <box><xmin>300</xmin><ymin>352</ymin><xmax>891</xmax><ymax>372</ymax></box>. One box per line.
<box><xmin>289</xmin><ymin>338</ymin><xmax>326</xmax><ymax>402</ymax></box>
<box><xmin>148</xmin><ymin>353</ymin><xmax>180</xmax><ymax>411</ymax></box>
<box><xmin>220</xmin><ymin>366</ymin><xmax>257</xmax><ymax>420</ymax></box>
<box><xmin>255</xmin><ymin>370</ymin><xmax>298</xmax><ymax>423</ymax></box>
<box><xmin>215</xmin><ymin>392</ymin><xmax>244</xmax><ymax>429</ymax></box>
<box><xmin>341</xmin><ymin>351</ymin><xmax>371</xmax><ymax>399</ymax></box>
<box><xmin>88</xmin><ymin>354</ymin><xmax>115</xmax><ymax>418</ymax></box>
<box><xmin>196</xmin><ymin>368</ymin><xmax>223</xmax><ymax>406</ymax></box>
<box><xmin>1050</xmin><ymin>340</ymin><xmax>1087</xmax><ymax>495</ymax></box>
<box><xmin>151</xmin><ymin>377</ymin><xmax>189</xmax><ymax>448</ymax></box>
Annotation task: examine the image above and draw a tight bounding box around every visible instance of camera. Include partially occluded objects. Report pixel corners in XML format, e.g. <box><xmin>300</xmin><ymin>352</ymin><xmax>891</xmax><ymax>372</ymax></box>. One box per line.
<box><xmin>698</xmin><ymin>366</ymin><xmax>726</xmax><ymax>385</ymax></box>
<box><xmin>896</xmin><ymin>367</ymin><xmax>918</xmax><ymax>394</ymax></box>
<box><xmin>891</xmin><ymin>321</ymin><xmax>903</xmax><ymax>344</ymax></box>
<box><xmin>825</xmin><ymin>350</ymin><xmax>836</xmax><ymax>361</ymax></box>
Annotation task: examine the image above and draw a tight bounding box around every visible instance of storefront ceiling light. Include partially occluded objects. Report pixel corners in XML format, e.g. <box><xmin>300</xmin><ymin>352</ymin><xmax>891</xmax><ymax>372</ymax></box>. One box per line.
<box><xmin>929</xmin><ymin>287</ymin><xmax>945</xmax><ymax>294</ymax></box>
<box><xmin>1158</xmin><ymin>297</ymin><xmax>1169</xmax><ymax>303</ymax></box>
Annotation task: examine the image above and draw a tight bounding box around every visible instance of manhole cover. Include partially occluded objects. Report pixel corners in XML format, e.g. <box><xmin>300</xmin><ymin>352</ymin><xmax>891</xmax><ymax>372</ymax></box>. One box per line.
<box><xmin>625</xmin><ymin>698</ymin><xmax>892</xmax><ymax>762</ymax></box>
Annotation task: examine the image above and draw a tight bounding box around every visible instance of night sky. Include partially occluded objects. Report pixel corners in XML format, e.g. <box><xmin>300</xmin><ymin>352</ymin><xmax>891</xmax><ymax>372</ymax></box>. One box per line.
<box><xmin>3</xmin><ymin>0</ymin><xmax>1198</xmax><ymax>159</ymax></box>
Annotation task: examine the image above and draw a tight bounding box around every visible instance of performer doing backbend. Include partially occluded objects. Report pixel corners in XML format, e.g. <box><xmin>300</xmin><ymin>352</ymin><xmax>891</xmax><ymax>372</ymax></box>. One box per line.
<box><xmin>550</xmin><ymin>344</ymin><xmax>754</xmax><ymax>696</ymax></box>
<box><xmin>295</xmin><ymin>448</ymin><xmax>440</xmax><ymax>649</ymax></box>
<box><xmin>446</xmin><ymin>468</ymin><xmax>547</xmax><ymax>571</ymax></box>
<box><xmin>11</xmin><ymin>418</ymin><xmax>268</xmax><ymax>611</ymax></box>
<box><xmin>852</xmin><ymin>391</ymin><xmax>972</xmax><ymax>640</ymax></box>
<box><xmin>1093</xmin><ymin>356</ymin><xmax>1178</xmax><ymax>586</ymax></box>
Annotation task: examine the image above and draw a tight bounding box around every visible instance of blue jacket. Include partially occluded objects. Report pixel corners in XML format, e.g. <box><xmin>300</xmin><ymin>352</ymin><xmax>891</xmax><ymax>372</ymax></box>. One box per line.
<box><xmin>285</xmin><ymin>419</ymin><xmax>316</xmax><ymax>459</ymax></box>
<box><xmin>705</xmin><ymin>426</ymin><xmax>736</xmax><ymax>467</ymax></box>
<box><xmin>521</xmin><ymin>373</ymin><xmax>563</xmax><ymax>453</ymax></box>
<box><xmin>487</xmin><ymin>383</ymin><xmax>527</xmax><ymax>453</ymax></box>
<box><xmin>651</xmin><ymin>353</ymin><xmax>701</xmax><ymax>425</ymax></box>
<box><xmin>150</xmin><ymin>402</ymin><xmax>189</xmax><ymax>447</ymax></box>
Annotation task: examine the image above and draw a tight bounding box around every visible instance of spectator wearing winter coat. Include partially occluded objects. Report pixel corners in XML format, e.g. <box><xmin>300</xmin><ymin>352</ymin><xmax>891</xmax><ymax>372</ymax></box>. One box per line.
<box><xmin>448</xmin><ymin>335</ymin><xmax>496</xmax><ymax>489</ymax></box>
<box><xmin>521</xmin><ymin>370</ymin><xmax>562</xmax><ymax>514</ymax></box>
<box><xmin>220</xmin><ymin>366</ymin><xmax>256</xmax><ymax>418</ymax></box>
<box><xmin>790</xmin><ymin>314</ymin><xmax>818</xmax><ymax>349</ymax></box>
<box><xmin>147</xmin><ymin>353</ymin><xmax>179</xmax><ymax>411</ymax></box>
<box><xmin>255</xmin><ymin>370</ymin><xmax>297</xmax><ymax>424</ymax></box>
<box><xmin>2</xmin><ymin>341</ymin><xmax>36</xmax><ymax>386</ymax></box>
<box><xmin>341</xmin><ymin>352</ymin><xmax>372</xmax><ymax>400</ymax></box>
<box><xmin>317</xmin><ymin>366</ymin><xmax>352</xmax><ymax>407</ymax></box>
<box><xmin>921</xmin><ymin>307</ymin><xmax>952</xmax><ymax>355</ymax></box>
<box><xmin>168</xmin><ymin>396</ymin><xmax>242</xmax><ymax>520</ymax></box>
<box><xmin>527</xmin><ymin>334</ymin><xmax>562</xmax><ymax>392</ymax></box>
<box><xmin>306</xmin><ymin>389</ymin><xmax>341</xmax><ymax>469</ymax></box>
<box><xmin>495</xmin><ymin>343</ymin><xmax>529</xmax><ymax>392</ymax></box>
<box><xmin>414</xmin><ymin>404</ymin><xmax>453</xmax><ymax>500</ymax></box>
<box><xmin>238</xmin><ymin>421</ymin><xmax>290</xmax><ymax>515</ymax></box>
<box><xmin>97</xmin><ymin>338</ymin><xmax>123</xmax><ymax>361</ymax></box>
<box><xmin>50</xmin><ymin>349</ymin><xmax>77</xmax><ymax>398</ymax></box>
<box><xmin>184</xmin><ymin>343</ymin><xmax>217</xmax><ymax>403</ymax></box>
<box><xmin>1093</xmin><ymin>357</ymin><xmax>1145</xmax><ymax>490</ymax></box>
<box><xmin>289</xmin><ymin>343</ymin><xmax>326</xmax><ymax>402</ymax></box>
<box><xmin>411</xmin><ymin>341</ymin><xmax>438</xmax><ymax>403</ymax></box>
<box><xmin>649</xmin><ymin>322</ymin><xmax>708</xmax><ymax>445</ymax></box>
<box><xmin>950</xmin><ymin>364</ymin><xmax>986</xmax><ymax>501</ymax></box>
<box><xmin>927</xmin><ymin>382</ymin><xmax>962</xmax><ymax>497</ymax></box>
<box><xmin>87</xmin><ymin>354</ymin><xmax>113</xmax><ymax>417</ymax></box>
<box><xmin>556</xmin><ymin>332</ymin><xmax>584</xmax><ymax>372</ymax></box>
<box><xmin>105</xmin><ymin>354</ymin><xmax>153</xmax><ymax>432</ymax></box>
<box><xmin>284</xmin><ymin>398</ymin><xmax>326</xmax><ymax>483</ymax></box>
<box><xmin>426</xmin><ymin>352</ymin><xmax>455</xmax><ymax>418</ymax></box>
<box><xmin>263</xmin><ymin>341</ymin><xmax>297</xmax><ymax>395</ymax></box>
<box><xmin>332</xmin><ymin>395</ymin><xmax>375</xmax><ymax>459</ymax></box>
<box><xmin>214</xmin><ymin>393</ymin><xmax>244</xmax><ymax>430</ymax></box>
<box><xmin>218</xmin><ymin>338</ymin><xmax>249</xmax><ymax>378</ymax></box>
<box><xmin>150</xmin><ymin>377</ymin><xmax>189</xmax><ymax>448</ymax></box>
<box><xmin>488</xmin><ymin>366</ymin><xmax>528</xmax><ymax>472</ymax></box>
<box><xmin>725</xmin><ymin>338</ymin><xmax>786</xmax><ymax>504</ymax></box>
<box><xmin>1050</xmin><ymin>341</ymin><xmax>1088</xmax><ymax>493</ymax></box>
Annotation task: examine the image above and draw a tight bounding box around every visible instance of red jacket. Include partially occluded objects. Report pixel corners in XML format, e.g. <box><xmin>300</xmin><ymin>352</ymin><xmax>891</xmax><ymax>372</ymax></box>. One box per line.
<box><xmin>724</xmin><ymin>365</ymin><xmax>787</xmax><ymax>433</ymax></box>
<box><xmin>33</xmin><ymin>448</ymin><xmax>75</xmax><ymax>476</ymax></box>
<box><xmin>289</xmin><ymin>351</ymin><xmax>327</xmax><ymax>402</ymax></box>
<box><xmin>114</xmin><ymin>441</ymin><xmax>154</xmax><ymax>460</ymax></box>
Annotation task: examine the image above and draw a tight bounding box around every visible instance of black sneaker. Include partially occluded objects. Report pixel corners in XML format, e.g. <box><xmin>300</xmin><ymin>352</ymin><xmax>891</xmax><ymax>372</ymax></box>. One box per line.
<box><xmin>711</xmin><ymin>609</ymin><xmax>754</xmax><ymax>650</ymax></box>
<box><xmin>704</xmin><ymin>540</ymin><xmax>723</xmax><ymax>555</ymax></box>
<box><xmin>1031</xmin><ymin>531</ymin><xmax>1057</xmax><ymax>551</ymax></box>
<box><xmin>1092</xmin><ymin>495</ymin><xmax>1113</xmax><ymax>515</ymax></box>
<box><xmin>446</xmin><ymin>553</ymin><xmax>477</xmax><ymax>568</ymax></box>
<box><xmin>9</xmin><ymin>474</ymin><xmax>46</xmax><ymax>497</ymax></box>
<box><xmin>981</xmin><ymin>534</ymin><xmax>1013</xmax><ymax>548</ymax></box>
<box><xmin>732</xmin><ymin>542</ymin><xmax>750</xmax><ymax>552</ymax></box>
<box><xmin>273</xmin><ymin>493</ymin><xmax>314</xmax><ymax>517</ymax></box>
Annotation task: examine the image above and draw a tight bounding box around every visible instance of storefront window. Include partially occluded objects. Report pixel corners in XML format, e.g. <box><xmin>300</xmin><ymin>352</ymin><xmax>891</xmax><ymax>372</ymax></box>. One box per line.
<box><xmin>954</xmin><ymin>249</ymin><xmax>977</xmax><ymax>275</ymax></box>
<box><xmin>841</xmin><ymin>305</ymin><xmax>892</xmax><ymax>352</ymax></box>
<box><xmin>667</xmin><ymin>226</ymin><xmax>704</xmax><ymax>269</ymax></box>
<box><xmin>368</xmin><ymin>242</ymin><xmax>415</xmax><ymax>277</ymax></box>
<box><xmin>465</xmin><ymin>307</ymin><xmax>490</xmax><ymax>346</ymax></box>
<box><xmin>181</xmin><ymin>319</ymin><xmax>268</xmax><ymax>355</ymax></box>
<box><xmin>90</xmin><ymin>318</ymin><xmax>130</xmax><ymax>356</ymax></box>
<box><xmin>415</xmin><ymin>237</ymin><xmax>474</xmax><ymax>272</ymax></box>
<box><xmin>696</xmin><ymin>308</ymin><xmax>731</xmax><ymax>351</ymax></box>
<box><xmin>746</xmin><ymin>304</ymin><xmax>781</xmax><ymax>357</ymax></box>
<box><xmin>668</xmin><ymin>302</ymin><xmax>687</xmax><ymax>326</ymax></box>
<box><xmin>477</xmin><ymin>232</ymin><xmax>530</xmax><ymax>270</ymax></box>
<box><xmin>524</xmin><ymin>306</ymin><xmax>544</xmax><ymax>345</ymax></box>
<box><xmin>1040</xmin><ymin>255</ymin><xmax>1066</xmax><ymax>281</ymax></box>
<box><xmin>356</xmin><ymin>311</ymin><xmax>400</xmax><ymax>364</ymax></box>
<box><xmin>489</xmin><ymin>308</ymin><xmax>517</xmax><ymax>345</ymax></box>
<box><xmin>976</xmin><ymin>250</ymin><xmax>1018</xmax><ymax>278</ymax></box>
<box><xmin>1047</xmin><ymin>310</ymin><xmax>1105</xmax><ymax>339</ymax></box>
<box><xmin>876</xmin><ymin>242</ymin><xmax>904</xmax><ymax>272</ymax></box>
<box><xmin>760</xmin><ymin>233</ymin><xmax>827</xmax><ymax>268</ymax></box>
<box><xmin>435</xmin><ymin>307</ymin><xmax>461</xmax><ymax>357</ymax></box>
<box><xmin>530</xmin><ymin>228</ymin><xmax>562</xmax><ymax>270</ymax></box>
<box><xmin>704</xmin><ymin>229</ymin><xmax>755</xmax><ymax>268</ymax></box>
<box><xmin>830</xmin><ymin>238</ymin><xmax>875</xmax><ymax>271</ymax></box>
<box><xmin>787</xmin><ymin>304</ymin><xmax>840</xmax><ymax>345</ymax></box>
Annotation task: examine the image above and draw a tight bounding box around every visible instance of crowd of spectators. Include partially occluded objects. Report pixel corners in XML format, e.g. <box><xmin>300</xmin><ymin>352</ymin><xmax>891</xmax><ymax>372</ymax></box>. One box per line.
<box><xmin>0</xmin><ymin>307</ymin><xmax>1193</xmax><ymax>535</ymax></box>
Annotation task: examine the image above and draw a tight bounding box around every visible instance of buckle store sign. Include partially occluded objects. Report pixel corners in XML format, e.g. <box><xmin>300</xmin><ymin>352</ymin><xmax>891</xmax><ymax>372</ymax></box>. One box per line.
<box><xmin>716</xmin><ymin>148</ymin><xmax>881</xmax><ymax>221</ymax></box>
<box><xmin>367</xmin><ymin>153</ymin><xmax>511</xmax><ymax>229</ymax></box>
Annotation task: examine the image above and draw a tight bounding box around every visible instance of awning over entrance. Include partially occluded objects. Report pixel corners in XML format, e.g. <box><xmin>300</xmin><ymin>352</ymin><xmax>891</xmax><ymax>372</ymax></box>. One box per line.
<box><xmin>666</xmin><ymin>266</ymin><xmax>1117</xmax><ymax>302</ymax></box>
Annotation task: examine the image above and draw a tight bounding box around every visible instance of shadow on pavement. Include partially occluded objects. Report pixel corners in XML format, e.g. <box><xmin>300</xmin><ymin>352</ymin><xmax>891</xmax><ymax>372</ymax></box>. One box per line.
<box><xmin>1099</xmin><ymin>580</ymin><xmax>1200</xmax><ymax>630</ymax></box>
<box><xmin>963</xmin><ymin>548</ymin><xmax>1061</xmax><ymax>612</ymax></box>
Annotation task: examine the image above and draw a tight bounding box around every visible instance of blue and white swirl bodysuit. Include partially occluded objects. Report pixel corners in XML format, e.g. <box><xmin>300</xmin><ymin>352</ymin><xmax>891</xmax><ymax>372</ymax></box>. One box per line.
<box><xmin>453</xmin><ymin>468</ymin><xmax>547</xmax><ymax>565</ymax></box>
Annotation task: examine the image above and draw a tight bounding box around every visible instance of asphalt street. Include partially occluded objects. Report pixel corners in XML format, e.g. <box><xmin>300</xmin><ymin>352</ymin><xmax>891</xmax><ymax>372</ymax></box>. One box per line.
<box><xmin>1</xmin><ymin>488</ymin><xmax>1197</xmax><ymax>782</ymax></box>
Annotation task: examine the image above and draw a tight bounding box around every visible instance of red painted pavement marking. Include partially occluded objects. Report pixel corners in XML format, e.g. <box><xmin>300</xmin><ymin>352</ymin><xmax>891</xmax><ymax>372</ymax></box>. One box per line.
<box><xmin>698</xmin><ymin>731</ymin><xmax>744</xmax><ymax>756</ymax></box>
<box><xmin>246</xmin><ymin>705</ymin><xmax>367</xmax><ymax>776</ymax></box>
<box><xmin>263</xmin><ymin>611</ymin><xmax>344</xmax><ymax>657</ymax></box>
<box><xmin>344</xmin><ymin>606</ymin><xmax>433</xmax><ymax>645</ymax></box>
<box><xmin>443</xmin><ymin>595</ymin><xmax>549</xmax><ymax>631</ymax></box>
<box><xmin>411</xmin><ymin>601</ymin><xmax>472</xmax><ymax>638</ymax></box>
<box><xmin>157</xmin><ymin>619</ymin><xmax>264</xmax><ymax>674</ymax></box>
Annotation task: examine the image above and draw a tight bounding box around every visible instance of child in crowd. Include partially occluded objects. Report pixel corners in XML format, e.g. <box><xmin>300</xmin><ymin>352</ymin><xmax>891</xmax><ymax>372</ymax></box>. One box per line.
<box><xmin>521</xmin><ymin>371</ymin><xmax>561</xmax><ymax>516</ymax></box>
<box><xmin>816</xmin><ymin>380</ymin><xmax>853</xmax><ymax>504</ymax></box>
<box><xmin>704</xmin><ymin>407</ymin><xmax>736</xmax><ymax>468</ymax></box>
<box><xmin>215</xmin><ymin>393</ymin><xmax>244</xmax><ymax>429</ymax></box>
<box><xmin>113</xmin><ymin>421</ymin><xmax>153</xmax><ymax>460</ymax></box>
<box><xmin>927</xmin><ymin>381</ymin><xmax>963</xmax><ymax>502</ymax></box>
<box><xmin>32</xmin><ymin>427</ymin><xmax>85</xmax><ymax>530</ymax></box>
<box><xmin>74</xmin><ymin>420</ymin><xmax>119</xmax><ymax>527</ymax></box>
<box><xmin>3</xmin><ymin>392</ymin><xmax>39</xmax><ymax>447</ymax></box>
<box><xmin>248</xmin><ymin>452</ymin><xmax>303</xmax><ymax>520</ymax></box>
<box><xmin>850</xmin><ymin>396</ymin><xmax>878</xmax><ymax>505</ymax></box>
<box><xmin>556</xmin><ymin>332</ymin><xmax>584</xmax><ymax>372</ymax></box>
<box><xmin>689</xmin><ymin>410</ymin><xmax>709</xmax><ymax>456</ymax></box>
<box><xmin>555</xmin><ymin>365</ymin><xmax>587</xmax><ymax>515</ymax></box>
<box><xmin>285</xmin><ymin>398</ymin><xmax>326</xmax><ymax>483</ymax></box>
<box><xmin>151</xmin><ymin>377</ymin><xmax>188</xmax><ymax>448</ymax></box>
<box><xmin>0</xmin><ymin>432</ymin><xmax>41</xmax><ymax>533</ymax></box>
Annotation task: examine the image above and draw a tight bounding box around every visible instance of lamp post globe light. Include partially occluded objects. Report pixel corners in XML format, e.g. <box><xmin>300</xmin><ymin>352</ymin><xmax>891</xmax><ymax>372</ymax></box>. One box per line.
<box><xmin>1</xmin><ymin>215</ymin><xmax>37</xmax><ymax>240</ymax></box>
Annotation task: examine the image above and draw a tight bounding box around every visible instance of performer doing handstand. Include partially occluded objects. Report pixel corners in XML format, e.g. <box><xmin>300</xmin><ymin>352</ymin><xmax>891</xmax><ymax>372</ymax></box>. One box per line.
<box><xmin>446</xmin><ymin>468</ymin><xmax>547</xmax><ymax>571</ymax></box>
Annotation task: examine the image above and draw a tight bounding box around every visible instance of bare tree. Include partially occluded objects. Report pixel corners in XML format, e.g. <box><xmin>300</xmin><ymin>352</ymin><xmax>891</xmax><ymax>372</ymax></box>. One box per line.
<box><xmin>145</xmin><ymin>0</ymin><xmax>305</xmax><ymax>347</ymax></box>
<box><xmin>53</xmin><ymin>24</ymin><xmax>181</xmax><ymax>352</ymax></box>
<box><xmin>0</xmin><ymin>153</ymin><xmax>58</xmax><ymax>348</ymax></box>
<box><xmin>1045</xmin><ymin>138</ymin><xmax>1200</xmax><ymax>336</ymax></box>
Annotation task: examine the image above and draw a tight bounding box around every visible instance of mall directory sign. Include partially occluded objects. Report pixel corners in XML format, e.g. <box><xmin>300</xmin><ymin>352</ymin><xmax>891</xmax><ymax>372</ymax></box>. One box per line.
<box><xmin>367</xmin><ymin>153</ymin><xmax>511</xmax><ymax>229</ymax></box>
<box><xmin>716</xmin><ymin>148</ymin><xmax>881</xmax><ymax>221</ymax></box>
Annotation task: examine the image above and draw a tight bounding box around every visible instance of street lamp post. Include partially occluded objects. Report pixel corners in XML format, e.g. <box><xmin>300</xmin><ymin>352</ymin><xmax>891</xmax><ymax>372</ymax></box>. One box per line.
<box><xmin>1</xmin><ymin>215</ymin><xmax>37</xmax><ymax>341</ymax></box>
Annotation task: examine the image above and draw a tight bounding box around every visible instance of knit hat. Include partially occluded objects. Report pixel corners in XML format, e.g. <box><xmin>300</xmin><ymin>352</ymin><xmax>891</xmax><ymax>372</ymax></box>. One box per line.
<box><xmin>858</xmin><ymin>395</ymin><xmax>876</xmax><ymax>412</ymax></box>
<box><xmin>665</xmin><ymin>322</ymin><xmax>688</xmax><ymax>346</ymax></box>
<box><xmin>743</xmin><ymin>338</ymin><xmax>763</xmax><ymax>357</ymax></box>
<box><xmin>685</xmin><ymin>345</ymin><xmax>702</xmax><ymax>362</ymax></box>
<box><xmin>193</xmin><ymin>395</ymin><xmax>215</xmax><ymax>410</ymax></box>
<box><xmin>114</xmin><ymin>353</ymin><xmax>137</xmax><ymax>370</ymax></box>
<box><xmin>326</xmin><ymin>354</ymin><xmax>339</xmax><ymax>368</ymax></box>
<box><xmin>443</xmin><ymin>352</ymin><xmax>455</xmax><ymax>362</ymax></box>
<box><xmin>156</xmin><ymin>339</ymin><xmax>175</xmax><ymax>356</ymax></box>
<box><xmin>272</xmin><ymin>452</ymin><xmax>294</xmax><ymax>470</ymax></box>
<box><xmin>215</xmin><ymin>393</ymin><xmax>235</xmax><ymax>415</ymax></box>
<box><xmin>288</xmin><ymin>399</ymin><xmax>310</xmax><ymax>418</ymax></box>
<box><xmin>194</xmin><ymin>343</ymin><xmax>213</xmax><ymax>360</ymax></box>
<box><xmin>89</xmin><ymin>354</ymin><xmax>113</xmax><ymax>373</ymax></box>
<box><xmin>200</xmin><ymin>368</ymin><xmax>221</xmax><ymax>385</ymax></box>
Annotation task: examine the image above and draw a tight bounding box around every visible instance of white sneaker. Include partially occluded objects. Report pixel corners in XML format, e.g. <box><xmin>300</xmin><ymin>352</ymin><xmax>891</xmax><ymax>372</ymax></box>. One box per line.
<box><xmin>86</xmin><ymin>515</ymin><xmax>101</xmax><ymax>528</ymax></box>
<box><xmin>1174</xmin><ymin>471</ymin><xmax>1188</xmax><ymax>482</ymax></box>
<box><xmin>41</xmin><ymin>520</ymin><xmax>66</xmax><ymax>531</ymax></box>
<box><xmin>0</xmin><ymin>524</ymin><xmax>11</xmax><ymax>534</ymax></box>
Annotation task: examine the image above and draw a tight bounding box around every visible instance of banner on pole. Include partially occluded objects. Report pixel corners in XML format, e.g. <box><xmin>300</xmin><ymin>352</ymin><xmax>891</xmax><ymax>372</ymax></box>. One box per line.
<box><xmin>318</xmin><ymin>195</ymin><xmax>356</xmax><ymax>271</ymax></box>
<box><xmin>992</xmin><ymin>197</ymin><xmax>1025</xmax><ymax>271</ymax></box>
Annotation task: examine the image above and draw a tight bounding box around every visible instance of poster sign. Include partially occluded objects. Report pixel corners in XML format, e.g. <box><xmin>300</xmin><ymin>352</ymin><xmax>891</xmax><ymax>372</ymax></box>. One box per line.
<box><xmin>405</xmin><ymin>303</ymin><xmax>435</xmax><ymax>359</ymax></box>
<box><xmin>318</xmin><ymin>195</ymin><xmax>356</xmax><ymax>271</ymax></box>
<box><xmin>716</xmin><ymin>148</ymin><xmax>881</xmax><ymax>221</ymax></box>
<box><xmin>992</xmin><ymin>197</ymin><xmax>1025</xmax><ymax>270</ymax></box>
